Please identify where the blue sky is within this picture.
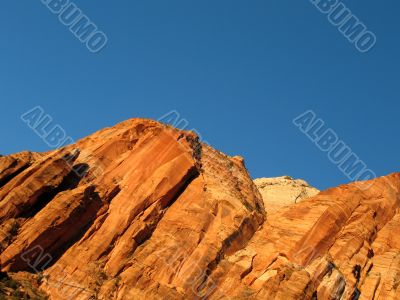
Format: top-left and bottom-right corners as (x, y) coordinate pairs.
(1, 1), (399, 189)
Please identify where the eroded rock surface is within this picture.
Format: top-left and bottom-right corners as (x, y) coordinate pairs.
(254, 176), (319, 214)
(0, 118), (399, 300)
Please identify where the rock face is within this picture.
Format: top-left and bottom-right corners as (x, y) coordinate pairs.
(254, 176), (319, 214)
(0, 118), (399, 300)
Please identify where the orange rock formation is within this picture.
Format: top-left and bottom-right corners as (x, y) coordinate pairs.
(0, 119), (399, 299)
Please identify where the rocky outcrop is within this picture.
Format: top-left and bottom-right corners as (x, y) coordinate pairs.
(0, 118), (399, 300)
(254, 176), (319, 214)
(0, 119), (264, 299)
(0, 151), (42, 188)
(208, 174), (400, 299)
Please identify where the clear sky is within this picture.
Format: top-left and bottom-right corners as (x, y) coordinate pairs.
(1, 1), (399, 190)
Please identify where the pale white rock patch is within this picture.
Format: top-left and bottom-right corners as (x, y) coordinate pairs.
(254, 176), (319, 214)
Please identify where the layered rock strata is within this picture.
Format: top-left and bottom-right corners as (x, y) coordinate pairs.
(0, 119), (398, 300)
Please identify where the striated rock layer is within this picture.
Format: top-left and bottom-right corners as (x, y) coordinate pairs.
(0, 118), (399, 300)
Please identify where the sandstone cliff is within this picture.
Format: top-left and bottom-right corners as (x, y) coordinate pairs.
(254, 176), (319, 214)
(0, 118), (399, 300)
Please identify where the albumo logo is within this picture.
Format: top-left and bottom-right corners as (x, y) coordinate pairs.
(41, 0), (108, 53)
(310, 0), (377, 53)
(293, 110), (377, 189)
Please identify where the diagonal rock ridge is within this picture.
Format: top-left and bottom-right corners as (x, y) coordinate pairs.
(0, 118), (399, 300)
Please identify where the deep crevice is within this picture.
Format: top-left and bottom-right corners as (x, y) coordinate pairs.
(20, 163), (89, 219)
(21, 185), (121, 273)
(352, 264), (361, 282)
(115, 168), (199, 277)
(0, 162), (31, 189)
(134, 167), (199, 248)
(351, 288), (361, 300)
(42, 187), (105, 270)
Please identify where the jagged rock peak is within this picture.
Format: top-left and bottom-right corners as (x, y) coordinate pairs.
(0, 118), (399, 300)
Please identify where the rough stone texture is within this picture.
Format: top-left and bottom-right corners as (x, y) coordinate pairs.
(0, 151), (42, 188)
(0, 118), (399, 300)
(254, 176), (320, 214)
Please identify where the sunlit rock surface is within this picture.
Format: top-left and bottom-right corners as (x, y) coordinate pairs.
(0, 119), (399, 300)
(254, 176), (319, 214)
